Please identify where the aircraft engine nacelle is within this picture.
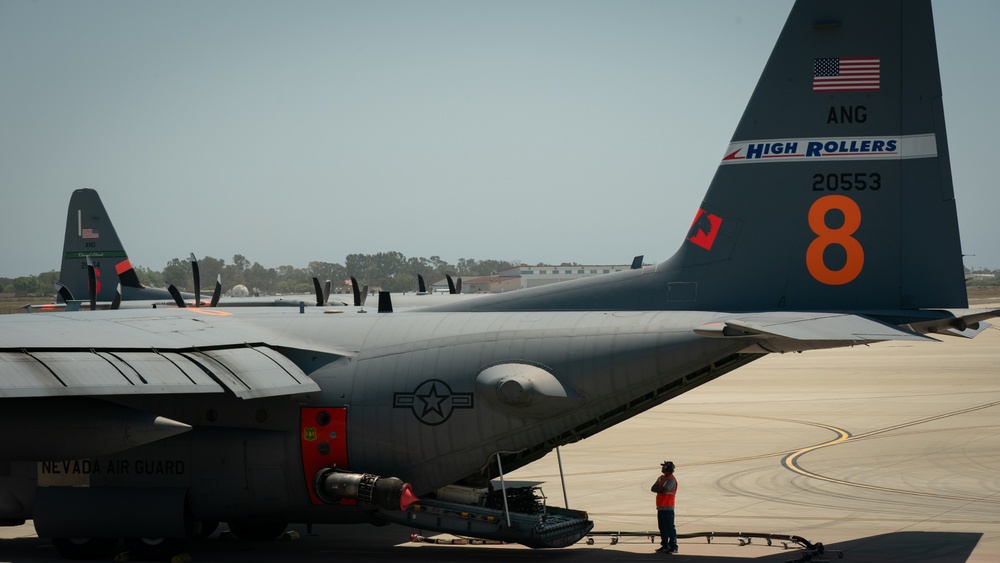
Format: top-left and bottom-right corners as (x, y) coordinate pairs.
(313, 469), (417, 512)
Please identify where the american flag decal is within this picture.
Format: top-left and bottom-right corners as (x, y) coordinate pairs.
(813, 57), (880, 92)
(81, 228), (100, 239)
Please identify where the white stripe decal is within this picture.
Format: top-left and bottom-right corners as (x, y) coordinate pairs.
(719, 134), (937, 164)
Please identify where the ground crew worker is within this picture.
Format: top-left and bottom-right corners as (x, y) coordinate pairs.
(650, 460), (678, 553)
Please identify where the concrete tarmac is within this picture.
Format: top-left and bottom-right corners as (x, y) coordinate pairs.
(1, 312), (998, 562)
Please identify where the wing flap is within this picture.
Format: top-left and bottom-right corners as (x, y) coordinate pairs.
(0, 345), (319, 399)
(99, 351), (220, 388)
(0, 352), (68, 395)
(189, 346), (321, 399)
(0, 350), (223, 398)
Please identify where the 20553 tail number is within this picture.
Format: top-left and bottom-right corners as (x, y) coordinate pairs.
(812, 172), (881, 191)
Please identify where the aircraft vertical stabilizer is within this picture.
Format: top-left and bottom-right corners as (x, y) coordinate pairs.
(425, 0), (969, 314)
(58, 189), (141, 303)
(667, 0), (966, 311)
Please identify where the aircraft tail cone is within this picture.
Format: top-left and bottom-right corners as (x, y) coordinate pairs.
(399, 483), (419, 511)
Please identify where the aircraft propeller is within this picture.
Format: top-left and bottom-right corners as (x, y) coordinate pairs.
(350, 276), (370, 307)
(165, 254), (222, 308)
(312, 277), (325, 306)
(346, 276), (371, 312)
(189, 254), (201, 307)
(110, 283), (122, 310)
(445, 274), (463, 295)
(55, 283), (75, 304)
(166, 284), (186, 308)
(209, 275), (222, 307)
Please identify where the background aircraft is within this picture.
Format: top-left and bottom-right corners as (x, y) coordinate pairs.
(53, 188), (193, 308)
(49, 188), (481, 312)
(47, 188), (334, 311)
(1, 1), (997, 561)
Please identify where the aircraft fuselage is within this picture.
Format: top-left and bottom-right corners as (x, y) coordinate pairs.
(0, 308), (752, 537)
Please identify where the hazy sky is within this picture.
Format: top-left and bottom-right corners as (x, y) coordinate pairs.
(2, 1), (998, 278)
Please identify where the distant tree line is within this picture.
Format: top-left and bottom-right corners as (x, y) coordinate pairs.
(1, 253), (520, 297)
(9, 260), (997, 299)
(965, 267), (1000, 287)
(4, 263), (999, 298)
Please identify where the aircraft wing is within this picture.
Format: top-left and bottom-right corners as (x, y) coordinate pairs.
(695, 312), (935, 353)
(0, 312), (324, 400)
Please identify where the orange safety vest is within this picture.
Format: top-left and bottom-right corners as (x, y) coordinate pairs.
(654, 474), (677, 509)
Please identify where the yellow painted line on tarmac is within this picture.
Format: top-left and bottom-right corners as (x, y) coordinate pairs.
(590, 513), (1000, 525)
(631, 406), (1000, 504)
(518, 402), (1000, 506)
(781, 400), (1000, 504)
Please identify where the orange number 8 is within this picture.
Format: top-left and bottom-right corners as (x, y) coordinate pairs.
(806, 195), (863, 285)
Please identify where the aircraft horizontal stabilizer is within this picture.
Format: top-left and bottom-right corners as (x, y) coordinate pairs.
(905, 309), (1000, 339)
(944, 323), (992, 338)
(695, 312), (934, 353)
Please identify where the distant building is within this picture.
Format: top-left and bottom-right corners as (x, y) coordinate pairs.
(461, 276), (520, 294)
(498, 265), (633, 290)
(430, 264), (637, 294)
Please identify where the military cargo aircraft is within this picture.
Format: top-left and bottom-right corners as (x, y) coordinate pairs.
(49, 187), (197, 309)
(46, 188), (333, 311)
(1, 0), (997, 560)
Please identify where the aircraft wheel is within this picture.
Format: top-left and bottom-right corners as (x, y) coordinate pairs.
(123, 537), (191, 561)
(228, 520), (287, 541)
(50, 537), (119, 560)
